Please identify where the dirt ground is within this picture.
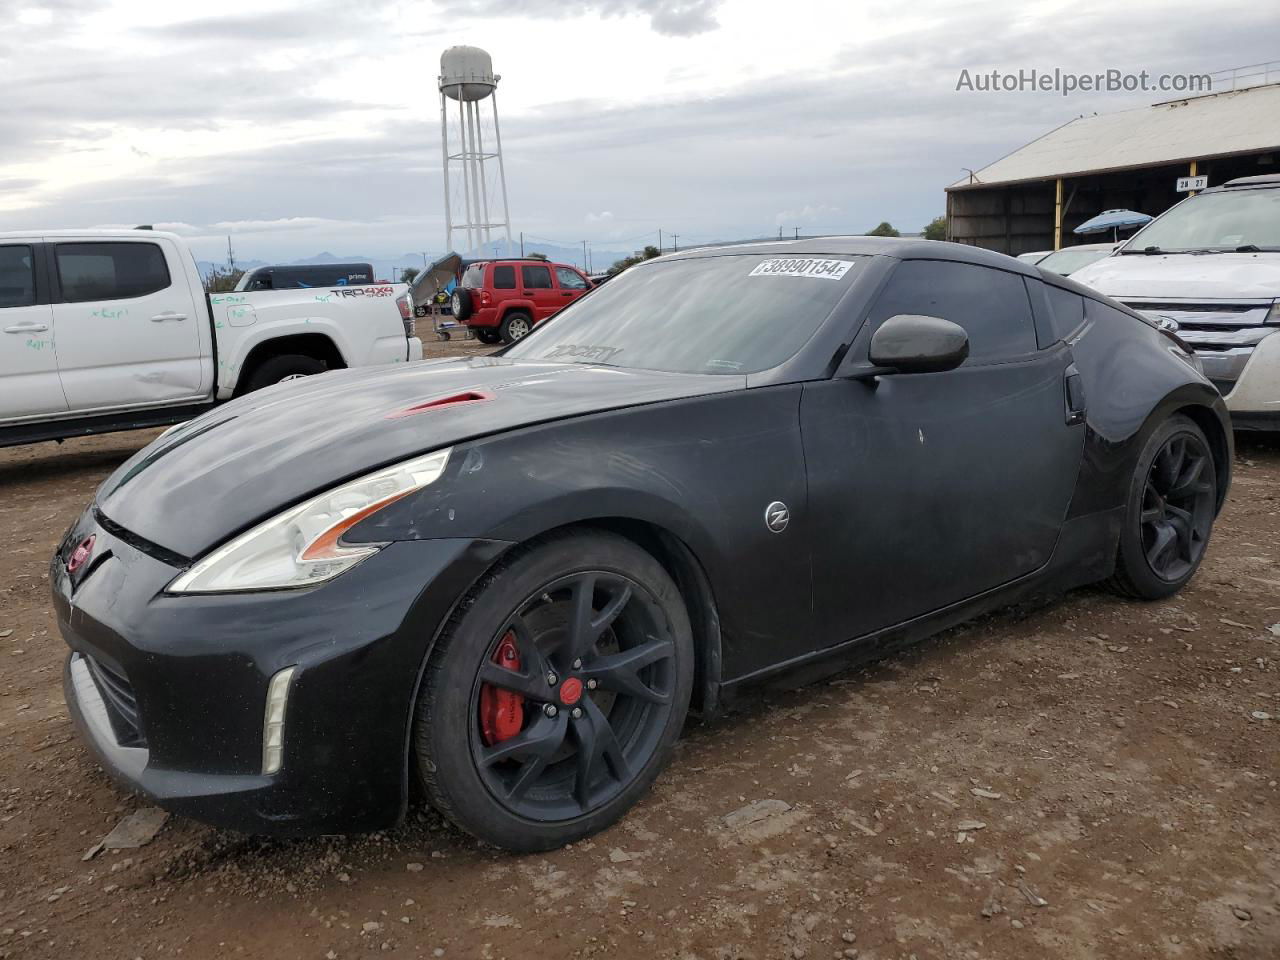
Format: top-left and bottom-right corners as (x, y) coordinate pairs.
(2, 345), (1277, 959)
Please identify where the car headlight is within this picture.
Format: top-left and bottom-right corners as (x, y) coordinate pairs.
(168, 448), (451, 594)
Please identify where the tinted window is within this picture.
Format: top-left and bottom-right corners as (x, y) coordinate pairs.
(555, 267), (588, 290)
(504, 254), (864, 375)
(868, 260), (1037, 362)
(0, 245), (35, 308)
(1043, 284), (1087, 341)
(522, 265), (553, 289)
(493, 265), (517, 289)
(56, 242), (170, 303)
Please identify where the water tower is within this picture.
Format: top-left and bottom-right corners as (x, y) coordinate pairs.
(439, 46), (512, 255)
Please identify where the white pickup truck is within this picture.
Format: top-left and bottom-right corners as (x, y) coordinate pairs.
(1073, 175), (1280, 431)
(0, 229), (422, 446)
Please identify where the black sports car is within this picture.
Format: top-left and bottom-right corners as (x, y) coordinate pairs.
(53, 238), (1231, 852)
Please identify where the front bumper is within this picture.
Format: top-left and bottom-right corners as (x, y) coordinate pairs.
(53, 510), (508, 834)
(1208, 329), (1280, 427)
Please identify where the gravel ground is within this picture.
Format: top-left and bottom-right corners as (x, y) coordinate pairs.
(1, 351), (1277, 959)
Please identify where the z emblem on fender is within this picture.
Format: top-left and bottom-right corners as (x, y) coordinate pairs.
(764, 501), (790, 533)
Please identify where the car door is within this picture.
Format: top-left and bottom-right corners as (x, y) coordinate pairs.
(519, 263), (559, 321)
(50, 237), (205, 412)
(554, 266), (590, 311)
(800, 258), (1085, 648)
(0, 241), (68, 420)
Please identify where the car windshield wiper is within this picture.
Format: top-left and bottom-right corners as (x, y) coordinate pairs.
(1120, 245), (1170, 255)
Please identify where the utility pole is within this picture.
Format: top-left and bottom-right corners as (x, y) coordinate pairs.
(582, 240), (588, 271)
(421, 252), (428, 267)
(226, 235), (235, 273)
(794, 227), (800, 239)
(672, 234), (679, 252)
(519, 231), (524, 257)
(659, 228), (663, 253)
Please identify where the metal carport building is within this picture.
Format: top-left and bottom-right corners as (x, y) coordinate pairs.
(946, 79), (1280, 256)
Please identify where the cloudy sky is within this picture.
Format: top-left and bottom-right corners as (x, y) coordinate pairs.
(0, 0), (1274, 265)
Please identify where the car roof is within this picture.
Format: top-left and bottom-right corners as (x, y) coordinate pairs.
(0, 228), (186, 241)
(659, 236), (1043, 277)
(1206, 174), (1280, 192)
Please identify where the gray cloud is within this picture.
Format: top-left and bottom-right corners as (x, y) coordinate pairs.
(2, 0), (1275, 263)
(435, 0), (724, 36)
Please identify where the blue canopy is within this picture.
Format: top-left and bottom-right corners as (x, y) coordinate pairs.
(1074, 209), (1153, 235)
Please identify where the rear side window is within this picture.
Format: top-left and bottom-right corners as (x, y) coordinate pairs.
(56, 242), (171, 303)
(522, 265), (553, 289)
(0, 245), (35, 308)
(492, 265), (516, 289)
(555, 267), (588, 290)
(1043, 284), (1087, 341)
(867, 260), (1037, 362)
(461, 264), (485, 289)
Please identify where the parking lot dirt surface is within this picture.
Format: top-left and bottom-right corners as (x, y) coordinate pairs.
(2, 348), (1277, 959)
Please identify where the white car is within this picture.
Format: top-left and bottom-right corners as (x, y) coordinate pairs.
(0, 229), (422, 446)
(1072, 175), (1280, 431)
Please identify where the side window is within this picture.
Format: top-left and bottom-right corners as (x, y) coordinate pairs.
(461, 264), (485, 288)
(555, 267), (588, 290)
(521, 264), (553, 289)
(56, 242), (171, 303)
(867, 260), (1037, 362)
(492, 265), (517, 289)
(0, 245), (36, 308)
(1043, 284), (1087, 341)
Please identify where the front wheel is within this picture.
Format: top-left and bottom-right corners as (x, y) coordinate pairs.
(414, 531), (694, 851)
(1109, 414), (1217, 599)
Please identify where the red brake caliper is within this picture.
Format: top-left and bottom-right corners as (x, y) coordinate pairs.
(480, 631), (525, 746)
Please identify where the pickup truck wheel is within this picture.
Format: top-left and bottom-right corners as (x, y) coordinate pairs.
(243, 355), (327, 392)
(500, 311), (533, 344)
(475, 329), (501, 345)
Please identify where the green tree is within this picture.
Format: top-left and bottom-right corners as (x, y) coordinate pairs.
(204, 266), (244, 293)
(400, 266), (420, 284)
(922, 216), (947, 241)
(866, 221), (900, 237)
(526, 252), (549, 261)
(607, 245), (662, 277)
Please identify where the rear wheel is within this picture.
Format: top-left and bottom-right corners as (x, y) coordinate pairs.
(414, 531), (693, 851)
(1109, 414), (1217, 599)
(475, 329), (502, 345)
(242, 354), (326, 392)
(500, 311), (533, 344)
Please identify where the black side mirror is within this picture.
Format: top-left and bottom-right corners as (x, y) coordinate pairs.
(865, 314), (969, 375)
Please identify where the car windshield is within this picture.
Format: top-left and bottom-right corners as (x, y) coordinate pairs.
(1122, 188), (1280, 252)
(503, 253), (865, 375)
(1037, 246), (1113, 275)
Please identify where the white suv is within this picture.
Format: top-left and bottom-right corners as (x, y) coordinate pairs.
(1072, 175), (1280, 431)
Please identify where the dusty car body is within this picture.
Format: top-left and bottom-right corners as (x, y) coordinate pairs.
(54, 238), (1230, 851)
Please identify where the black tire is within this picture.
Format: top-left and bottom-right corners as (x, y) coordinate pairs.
(414, 304), (429, 318)
(242, 354), (326, 392)
(1109, 414), (1217, 600)
(499, 311), (533, 344)
(451, 290), (472, 321)
(475, 329), (501, 345)
(414, 531), (694, 852)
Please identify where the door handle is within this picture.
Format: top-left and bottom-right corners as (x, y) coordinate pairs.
(562, 292), (573, 297)
(4, 322), (49, 333)
(522, 290), (533, 295)
(151, 312), (187, 322)
(1064, 369), (1087, 425)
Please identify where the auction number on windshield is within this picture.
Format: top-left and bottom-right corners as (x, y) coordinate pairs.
(748, 258), (854, 280)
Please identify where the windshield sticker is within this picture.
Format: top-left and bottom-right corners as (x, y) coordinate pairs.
(748, 258), (854, 280)
(543, 343), (624, 364)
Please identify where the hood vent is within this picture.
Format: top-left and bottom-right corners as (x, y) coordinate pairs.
(385, 390), (494, 419)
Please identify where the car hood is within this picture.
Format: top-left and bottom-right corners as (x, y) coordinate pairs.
(1071, 252), (1280, 300)
(98, 358), (743, 557)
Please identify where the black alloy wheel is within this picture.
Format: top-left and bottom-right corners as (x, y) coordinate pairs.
(1110, 415), (1217, 599)
(1138, 431), (1215, 582)
(414, 531), (693, 851)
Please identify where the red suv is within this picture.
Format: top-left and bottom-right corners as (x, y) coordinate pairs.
(450, 259), (593, 344)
